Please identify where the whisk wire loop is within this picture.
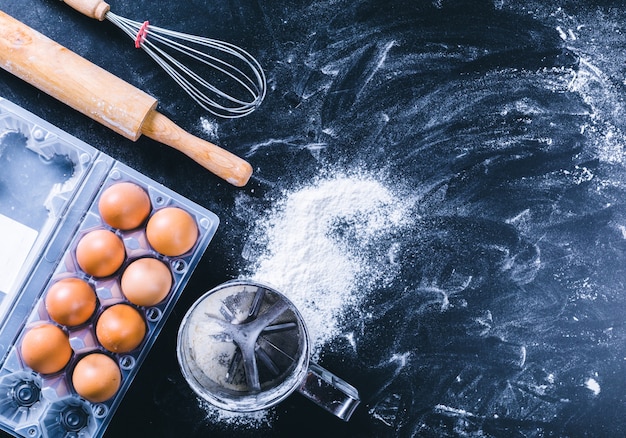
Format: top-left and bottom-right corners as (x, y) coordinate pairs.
(106, 12), (266, 118)
(149, 29), (261, 101)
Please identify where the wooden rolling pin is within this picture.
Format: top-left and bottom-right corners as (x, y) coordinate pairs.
(0, 10), (252, 187)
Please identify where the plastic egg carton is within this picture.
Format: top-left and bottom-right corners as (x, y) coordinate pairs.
(0, 97), (219, 438)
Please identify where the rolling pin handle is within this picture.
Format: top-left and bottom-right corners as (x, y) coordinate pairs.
(141, 110), (253, 187)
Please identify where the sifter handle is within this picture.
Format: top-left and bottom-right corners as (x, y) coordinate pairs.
(60, 0), (110, 21)
(297, 362), (360, 421)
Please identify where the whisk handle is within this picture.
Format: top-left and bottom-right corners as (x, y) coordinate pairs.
(61, 0), (110, 21)
(141, 111), (253, 187)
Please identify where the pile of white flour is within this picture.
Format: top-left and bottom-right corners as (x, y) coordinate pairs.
(245, 172), (408, 356)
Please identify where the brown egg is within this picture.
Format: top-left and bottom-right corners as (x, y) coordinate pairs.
(98, 182), (151, 230)
(96, 304), (146, 353)
(121, 258), (173, 307)
(45, 278), (97, 326)
(21, 324), (72, 374)
(146, 207), (198, 257)
(76, 229), (125, 277)
(72, 353), (121, 403)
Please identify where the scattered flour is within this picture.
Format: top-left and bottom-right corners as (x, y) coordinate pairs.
(200, 117), (219, 138)
(198, 398), (275, 430)
(243, 172), (409, 356)
(585, 377), (601, 396)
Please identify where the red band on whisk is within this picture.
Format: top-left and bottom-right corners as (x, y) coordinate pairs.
(135, 21), (149, 48)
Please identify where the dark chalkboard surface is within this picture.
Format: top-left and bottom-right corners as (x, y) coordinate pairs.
(1, 0), (626, 436)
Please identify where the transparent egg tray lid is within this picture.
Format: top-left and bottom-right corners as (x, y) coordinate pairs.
(0, 97), (219, 438)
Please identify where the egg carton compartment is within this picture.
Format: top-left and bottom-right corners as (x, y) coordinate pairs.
(0, 370), (45, 435)
(0, 97), (219, 438)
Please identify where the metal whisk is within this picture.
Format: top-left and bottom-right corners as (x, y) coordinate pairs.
(62, 0), (267, 118)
